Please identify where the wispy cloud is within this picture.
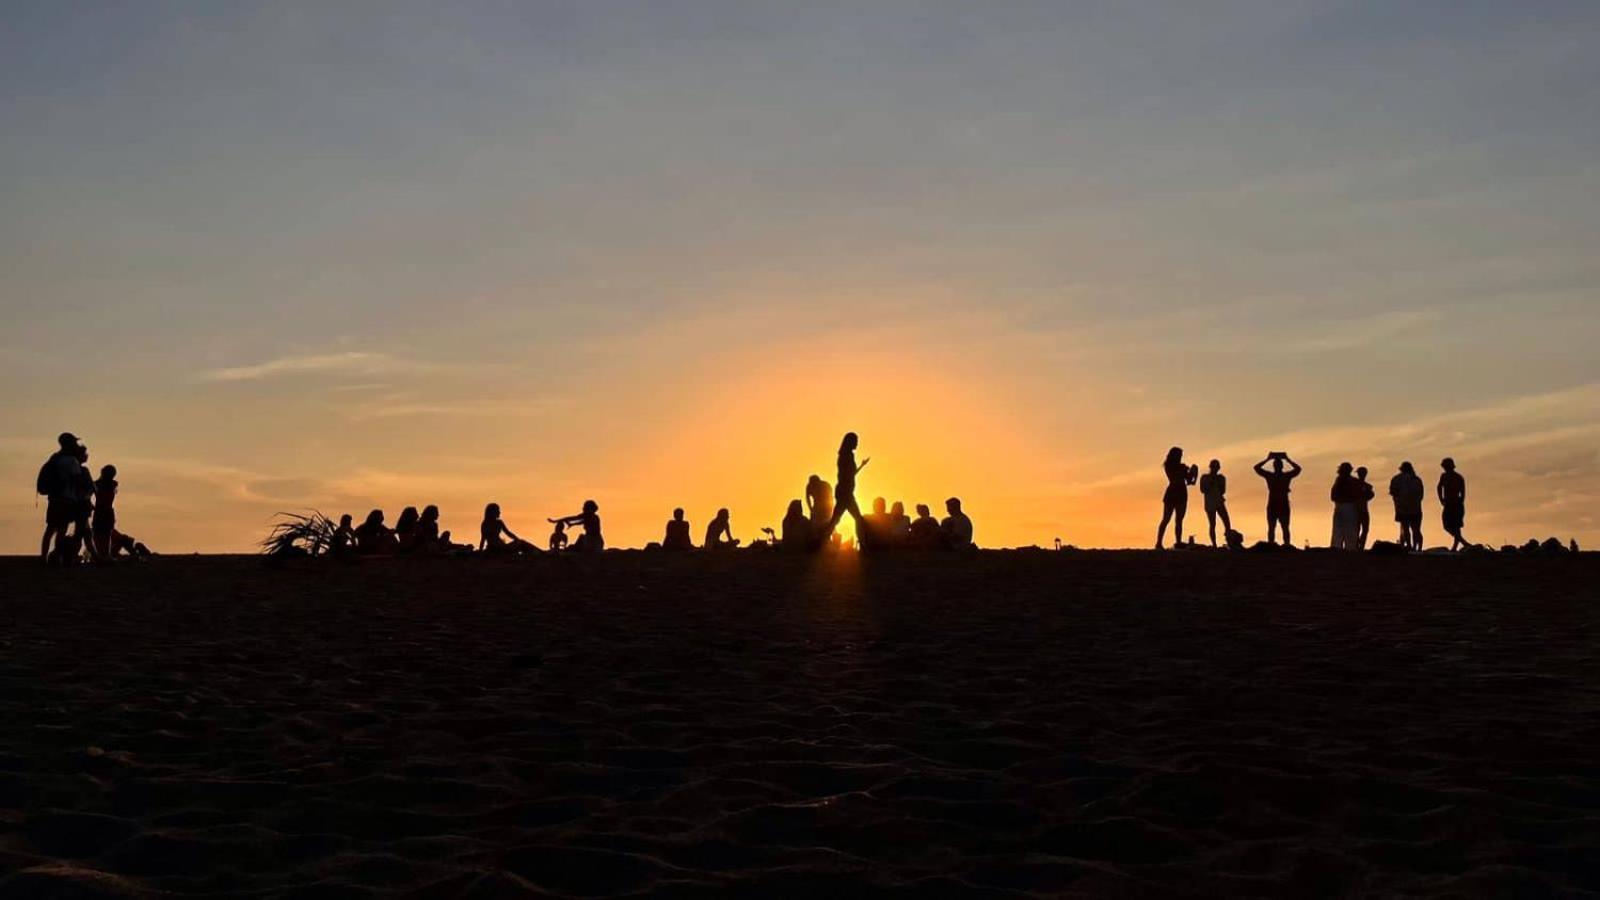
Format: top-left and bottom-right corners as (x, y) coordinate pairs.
(200, 352), (464, 383)
(1282, 309), (1444, 354)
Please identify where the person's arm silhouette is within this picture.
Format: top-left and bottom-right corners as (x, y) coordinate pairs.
(1285, 457), (1303, 479)
(1254, 456), (1271, 477)
(857, 457), (871, 474)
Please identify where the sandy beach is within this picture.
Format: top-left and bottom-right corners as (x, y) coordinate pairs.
(2, 551), (1597, 897)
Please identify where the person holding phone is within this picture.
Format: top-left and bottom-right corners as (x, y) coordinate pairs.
(1156, 446), (1199, 549)
(1254, 451), (1302, 546)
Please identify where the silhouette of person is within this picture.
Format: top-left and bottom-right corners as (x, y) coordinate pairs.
(663, 508), (694, 551)
(330, 514), (356, 556)
(1330, 462), (1362, 550)
(1438, 458), (1469, 551)
(550, 500), (604, 552)
(1156, 447), (1199, 549)
(1254, 452), (1302, 545)
(941, 497), (974, 550)
(781, 500), (811, 550)
(889, 501), (912, 546)
(1389, 461), (1425, 550)
(394, 506), (420, 553)
(1197, 459), (1231, 547)
(806, 475), (834, 530)
(480, 502), (537, 555)
(354, 509), (397, 555)
(1354, 466), (1375, 549)
(91, 464), (118, 561)
(414, 505), (460, 554)
(823, 433), (869, 541)
(38, 432), (85, 562)
(70, 444), (98, 561)
(860, 497), (893, 550)
(910, 503), (941, 547)
(705, 508), (741, 549)
(548, 521), (568, 552)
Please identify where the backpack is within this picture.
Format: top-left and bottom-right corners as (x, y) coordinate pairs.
(36, 455), (61, 497)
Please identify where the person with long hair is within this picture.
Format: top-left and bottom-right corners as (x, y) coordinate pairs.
(705, 508), (741, 549)
(550, 500), (604, 552)
(1156, 446), (1199, 549)
(91, 464), (118, 561)
(480, 502), (537, 555)
(353, 509), (397, 555)
(823, 432), (868, 541)
(394, 506), (420, 553)
(780, 499), (811, 550)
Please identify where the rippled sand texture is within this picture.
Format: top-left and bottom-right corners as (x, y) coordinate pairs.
(2, 551), (1597, 897)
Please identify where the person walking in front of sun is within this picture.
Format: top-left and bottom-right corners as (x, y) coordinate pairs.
(1156, 446), (1198, 549)
(1197, 459), (1231, 547)
(823, 432), (869, 542)
(1254, 451), (1302, 546)
(1438, 458), (1470, 551)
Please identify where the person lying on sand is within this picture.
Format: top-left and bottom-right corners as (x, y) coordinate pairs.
(705, 508), (740, 550)
(480, 503), (538, 555)
(941, 497), (974, 550)
(663, 508), (693, 551)
(550, 500), (604, 552)
(353, 509), (398, 555)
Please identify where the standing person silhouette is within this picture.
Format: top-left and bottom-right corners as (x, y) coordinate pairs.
(1330, 462), (1361, 550)
(37, 432), (85, 562)
(1156, 447), (1198, 549)
(1197, 459), (1231, 547)
(1354, 466), (1375, 549)
(1253, 452), (1302, 546)
(1389, 462), (1425, 550)
(91, 464), (118, 562)
(1438, 458), (1470, 551)
(805, 475), (833, 530)
(823, 432), (868, 541)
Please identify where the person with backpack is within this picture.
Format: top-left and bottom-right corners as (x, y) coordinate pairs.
(37, 432), (85, 562)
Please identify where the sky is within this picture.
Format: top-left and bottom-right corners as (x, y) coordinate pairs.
(2, 1), (1598, 552)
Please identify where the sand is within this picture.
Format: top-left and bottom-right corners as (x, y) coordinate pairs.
(1, 550), (1597, 897)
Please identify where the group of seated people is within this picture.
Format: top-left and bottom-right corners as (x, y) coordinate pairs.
(332, 500), (606, 557)
(333, 505), (470, 557)
(658, 495), (974, 552)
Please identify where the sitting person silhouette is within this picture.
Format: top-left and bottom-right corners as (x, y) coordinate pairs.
(1389, 461), (1425, 550)
(1330, 462), (1362, 550)
(1156, 446), (1199, 549)
(941, 497), (974, 550)
(822, 432), (869, 542)
(353, 509), (397, 555)
(705, 508), (741, 549)
(663, 508), (694, 551)
(548, 521), (568, 552)
(394, 506), (420, 553)
(1254, 452), (1302, 545)
(780, 500), (812, 550)
(329, 514), (356, 556)
(861, 497), (893, 551)
(910, 503), (941, 547)
(1438, 458), (1470, 551)
(806, 475), (834, 530)
(413, 505), (464, 554)
(1197, 459), (1231, 547)
(480, 502), (538, 555)
(889, 501), (912, 546)
(550, 500), (604, 552)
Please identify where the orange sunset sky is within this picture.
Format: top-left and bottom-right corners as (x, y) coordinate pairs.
(3, 3), (1597, 552)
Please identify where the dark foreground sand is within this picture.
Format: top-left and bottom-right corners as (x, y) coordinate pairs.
(1, 551), (1597, 898)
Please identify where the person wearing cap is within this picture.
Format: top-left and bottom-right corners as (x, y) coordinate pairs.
(38, 432), (85, 561)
